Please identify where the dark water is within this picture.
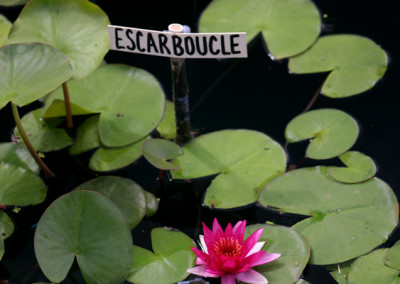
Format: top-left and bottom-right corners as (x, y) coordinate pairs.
(1, 0), (399, 283)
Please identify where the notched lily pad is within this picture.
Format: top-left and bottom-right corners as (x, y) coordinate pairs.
(0, 14), (11, 46)
(258, 167), (398, 265)
(142, 139), (183, 170)
(73, 176), (148, 230)
(385, 239), (400, 270)
(244, 224), (310, 284)
(14, 108), (72, 152)
(127, 227), (195, 284)
(0, 43), (72, 110)
(34, 190), (133, 284)
(285, 109), (359, 160)
(43, 64), (165, 147)
(156, 101), (177, 140)
(327, 151), (376, 183)
(289, 34), (388, 98)
(199, 0), (321, 59)
(7, 0), (110, 79)
(171, 129), (286, 209)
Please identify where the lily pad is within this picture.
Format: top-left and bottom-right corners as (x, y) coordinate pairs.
(127, 227), (195, 284)
(73, 176), (147, 230)
(157, 101), (177, 140)
(327, 151), (376, 183)
(0, 142), (39, 173)
(7, 0), (110, 79)
(142, 139), (183, 170)
(0, 43), (72, 110)
(69, 115), (101, 155)
(329, 261), (353, 284)
(258, 167), (399, 265)
(0, 0), (29, 7)
(0, 211), (14, 240)
(171, 129), (286, 209)
(43, 64), (165, 147)
(0, 14), (11, 46)
(199, 0), (321, 59)
(14, 108), (72, 152)
(347, 249), (400, 284)
(34, 190), (133, 284)
(285, 109), (359, 160)
(144, 190), (159, 217)
(0, 163), (46, 206)
(385, 240), (400, 270)
(244, 224), (310, 284)
(289, 34), (388, 98)
(89, 136), (149, 172)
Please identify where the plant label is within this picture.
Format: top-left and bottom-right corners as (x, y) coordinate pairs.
(108, 25), (247, 58)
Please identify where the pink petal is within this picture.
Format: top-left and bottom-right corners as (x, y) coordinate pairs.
(202, 222), (217, 253)
(225, 223), (233, 237)
(246, 241), (265, 257)
(221, 274), (236, 284)
(187, 265), (220, 278)
(233, 220), (246, 243)
(196, 257), (206, 265)
(213, 218), (224, 239)
(242, 228), (264, 256)
(251, 253), (281, 266)
(236, 269), (269, 284)
(191, 247), (210, 264)
(221, 257), (239, 271)
(239, 251), (266, 272)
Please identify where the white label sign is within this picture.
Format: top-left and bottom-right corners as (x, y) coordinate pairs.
(108, 25), (247, 59)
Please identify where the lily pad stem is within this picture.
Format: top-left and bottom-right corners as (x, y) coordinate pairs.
(11, 102), (54, 177)
(62, 81), (73, 129)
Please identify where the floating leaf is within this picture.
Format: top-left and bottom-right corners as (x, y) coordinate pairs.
(0, 14), (11, 46)
(14, 108), (72, 152)
(7, 0), (110, 79)
(43, 64), (165, 147)
(142, 139), (183, 170)
(244, 224), (310, 284)
(329, 261), (353, 284)
(73, 176), (147, 230)
(34, 190), (133, 284)
(171, 129), (286, 209)
(156, 101), (177, 140)
(347, 249), (400, 284)
(327, 151), (376, 183)
(199, 0), (321, 59)
(285, 109), (358, 159)
(144, 190), (159, 217)
(0, 0), (28, 7)
(89, 136), (149, 172)
(69, 115), (101, 155)
(0, 43), (72, 109)
(0, 211), (14, 240)
(127, 228), (195, 284)
(385, 240), (400, 270)
(289, 35), (388, 98)
(0, 142), (39, 173)
(259, 167), (398, 264)
(0, 163), (46, 206)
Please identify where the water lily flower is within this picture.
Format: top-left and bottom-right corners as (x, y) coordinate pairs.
(187, 218), (280, 284)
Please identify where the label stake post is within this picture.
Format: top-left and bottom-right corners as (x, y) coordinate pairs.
(168, 24), (192, 145)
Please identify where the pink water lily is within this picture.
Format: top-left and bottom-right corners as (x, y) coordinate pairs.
(187, 218), (280, 284)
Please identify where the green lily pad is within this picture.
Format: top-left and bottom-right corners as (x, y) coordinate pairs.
(0, 163), (46, 206)
(347, 249), (400, 284)
(142, 139), (183, 170)
(43, 64), (165, 147)
(0, 142), (39, 173)
(14, 108), (72, 152)
(0, 43), (72, 110)
(0, 14), (11, 46)
(329, 261), (353, 284)
(0, 211), (14, 240)
(171, 129), (286, 209)
(89, 136), (149, 172)
(385, 240), (400, 270)
(289, 34), (388, 98)
(258, 167), (399, 265)
(34, 190), (133, 284)
(144, 190), (159, 217)
(0, 0), (29, 7)
(73, 176), (147, 230)
(327, 151), (376, 183)
(69, 115), (101, 155)
(7, 0), (110, 79)
(295, 280), (311, 284)
(199, 0), (321, 59)
(244, 224), (310, 284)
(285, 109), (359, 160)
(157, 101), (177, 140)
(127, 227), (195, 284)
